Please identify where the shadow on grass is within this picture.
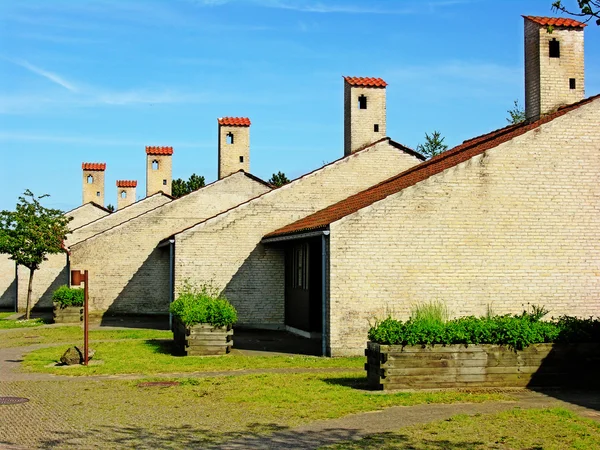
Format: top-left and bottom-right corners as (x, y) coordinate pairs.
(143, 339), (186, 357)
(529, 388), (600, 413)
(322, 376), (374, 391)
(13, 422), (488, 449)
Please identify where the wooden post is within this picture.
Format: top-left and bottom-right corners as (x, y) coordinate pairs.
(70, 269), (89, 366)
(83, 270), (89, 366)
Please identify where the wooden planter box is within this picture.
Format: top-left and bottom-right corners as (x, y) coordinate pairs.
(172, 317), (233, 356)
(52, 303), (83, 324)
(365, 341), (600, 390)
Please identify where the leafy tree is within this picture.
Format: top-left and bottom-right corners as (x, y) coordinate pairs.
(552, 1), (600, 25)
(172, 173), (206, 198)
(416, 131), (448, 159)
(268, 171), (291, 188)
(507, 99), (526, 124)
(106, 204), (115, 212)
(0, 191), (71, 319)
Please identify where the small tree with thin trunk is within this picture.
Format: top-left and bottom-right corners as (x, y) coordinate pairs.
(416, 131), (448, 160)
(0, 190), (71, 318)
(268, 171), (291, 187)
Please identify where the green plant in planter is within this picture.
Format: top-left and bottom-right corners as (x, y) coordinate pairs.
(52, 285), (84, 308)
(170, 282), (237, 328)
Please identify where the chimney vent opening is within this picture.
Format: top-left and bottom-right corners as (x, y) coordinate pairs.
(226, 132), (234, 144)
(358, 95), (367, 110)
(163, 179), (167, 186)
(549, 38), (560, 58)
(152, 160), (159, 170)
(121, 191), (127, 199)
(96, 192), (100, 197)
(87, 175), (94, 184)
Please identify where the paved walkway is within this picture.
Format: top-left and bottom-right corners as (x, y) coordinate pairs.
(2, 328), (600, 449)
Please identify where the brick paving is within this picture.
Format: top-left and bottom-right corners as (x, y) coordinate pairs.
(1, 338), (600, 449)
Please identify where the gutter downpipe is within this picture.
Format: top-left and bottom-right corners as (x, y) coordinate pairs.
(168, 239), (175, 331)
(321, 231), (330, 357)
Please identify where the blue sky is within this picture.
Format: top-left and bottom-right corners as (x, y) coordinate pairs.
(0, 0), (598, 211)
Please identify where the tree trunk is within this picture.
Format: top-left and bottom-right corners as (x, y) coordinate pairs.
(26, 268), (35, 320)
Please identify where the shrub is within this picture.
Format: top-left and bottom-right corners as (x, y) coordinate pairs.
(169, 282), (237, 327)
(52, 285), (84, 307)
(368, 306), (599, 350)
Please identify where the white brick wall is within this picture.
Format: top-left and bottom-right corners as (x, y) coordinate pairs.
(175, 141), (423, 327)
(328, 99), (600, 355)
(69, 173), (271, 314)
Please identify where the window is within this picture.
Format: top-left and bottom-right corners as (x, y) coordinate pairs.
(358, 95), (367, 110)
(163, 179), (167, 185)
(374, 124), (379, 132)
(239, 156), (244, 163)
(152, 160), (159, 170)
(87, 175), (93, 184)
(96, 191), (101, 197)
(121, 191), (127, 199)
(569, 78), (576, 89)
(292, 244), (309, 290)
(226, 132), (234, 144)
(549, 38), (560, 58)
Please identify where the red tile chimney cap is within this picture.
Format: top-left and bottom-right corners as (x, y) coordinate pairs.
(343, 77), (387, 87)
(146, 146), (174, 155)
(523, 16), (587, 28)
(82, 162), (106, 171)
(218, 117), (251, 126)
(116, 180), (137, 188)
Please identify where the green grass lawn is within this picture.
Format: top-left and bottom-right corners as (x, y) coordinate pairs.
(323, 408), (600, 449)
(0, 326), (172, 348)
(0, 313), (46, 329)
(0, 375), (510, 448)
(23, 339), (364, 375)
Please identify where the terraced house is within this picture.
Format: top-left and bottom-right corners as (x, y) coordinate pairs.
(262, 16), (600, 355)
(2, 15), (597, 359)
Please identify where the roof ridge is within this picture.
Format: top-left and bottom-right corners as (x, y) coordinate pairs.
(265, 93), (600, 239)
(170, 137), (421, 238)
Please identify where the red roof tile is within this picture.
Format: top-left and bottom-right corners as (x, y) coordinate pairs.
(218, 117), (251, 126)
(146, 146), (173, 155)
(523, 15), (587, 28)
(82, 162), (106, 171)
(116, 180), (137, 188)
(266, 94), (600, 239)
(344, 77), (387, 87)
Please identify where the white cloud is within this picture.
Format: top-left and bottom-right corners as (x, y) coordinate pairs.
(13, 59), (79, 92)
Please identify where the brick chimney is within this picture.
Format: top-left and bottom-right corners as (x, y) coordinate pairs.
(146, 146), (173, 196)
(343, 77), (387, 156)
(116, 180), (137, 210)
(82, 162), (106, 206)
(523, 16), (585, 121)
(218, 117), (250, 179)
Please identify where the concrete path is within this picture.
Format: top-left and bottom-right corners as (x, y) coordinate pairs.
(210, 392), (600, 449)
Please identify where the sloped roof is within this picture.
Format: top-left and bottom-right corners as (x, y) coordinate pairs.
(265, 94), (600, 239)
(344, 77), (387, 87)
(523, 15), (587, 28)
(70, 170), (269, 247)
